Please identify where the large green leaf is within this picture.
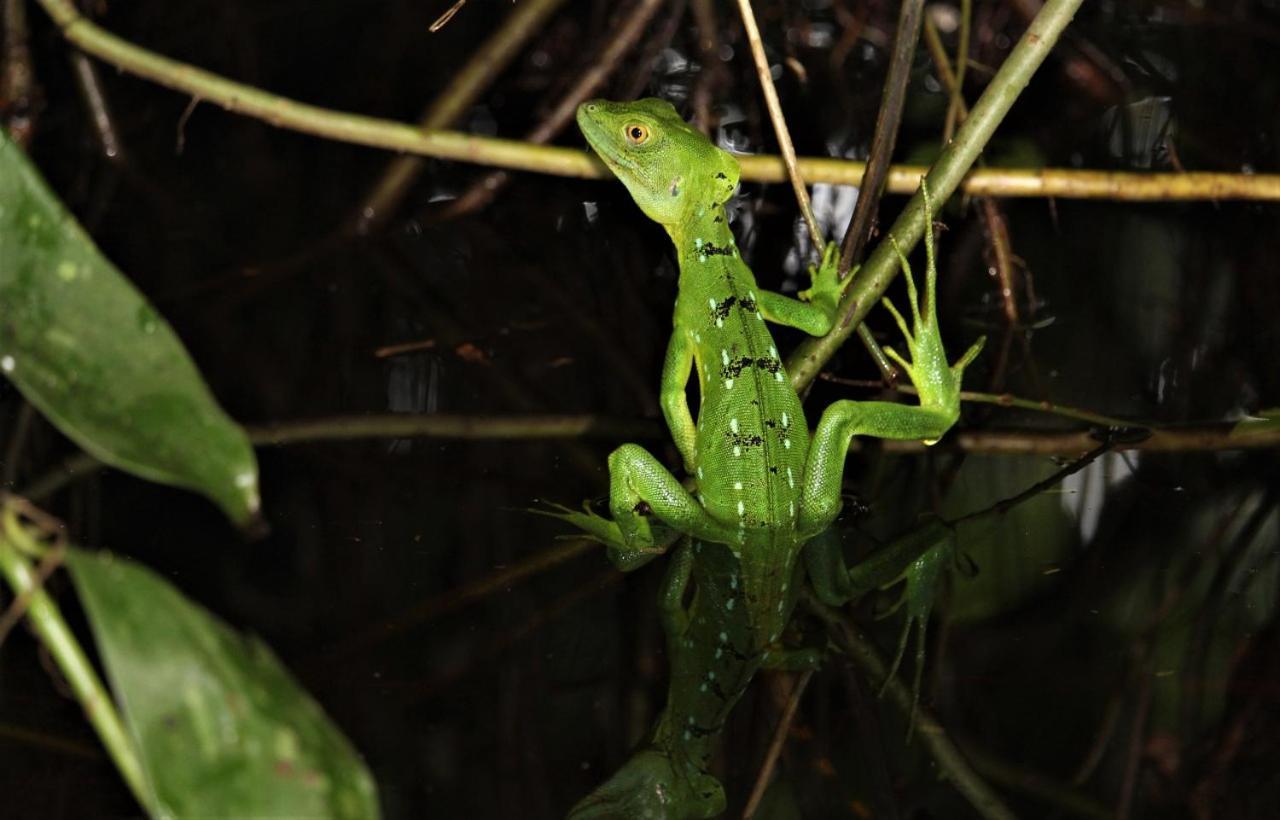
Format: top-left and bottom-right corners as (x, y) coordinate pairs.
(65, 548), (380, 819)
(0, 130), (258, 524)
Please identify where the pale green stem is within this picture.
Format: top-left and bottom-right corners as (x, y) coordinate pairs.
(0, 509), (154, 813)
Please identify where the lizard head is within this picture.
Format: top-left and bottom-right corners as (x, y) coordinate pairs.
(577, 98), (740, 227)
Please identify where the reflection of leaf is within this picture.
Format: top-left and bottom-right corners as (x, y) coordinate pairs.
(0, 130), (258, 525)
(66, 549), (380, 819)
(1231, 408), (1280, 438)
(942, 455), (1078, 623)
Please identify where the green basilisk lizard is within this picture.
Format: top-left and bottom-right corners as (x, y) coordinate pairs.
(547, 98), (983, 819)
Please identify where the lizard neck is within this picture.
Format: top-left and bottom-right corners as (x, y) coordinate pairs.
(667, 203), (739, 275)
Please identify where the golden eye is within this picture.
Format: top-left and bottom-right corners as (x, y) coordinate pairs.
(624, 124), (651, 145)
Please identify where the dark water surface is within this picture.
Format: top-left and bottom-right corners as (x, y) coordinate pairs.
(3, 1), (1279, 817)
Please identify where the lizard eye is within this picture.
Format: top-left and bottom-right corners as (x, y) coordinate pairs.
(624, 124), (651, 145)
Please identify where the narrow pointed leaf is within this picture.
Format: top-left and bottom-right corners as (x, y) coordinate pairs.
(65, 548), (380, 819)
(1231, 408), (1280, 438)
(0, 130), (258, 524)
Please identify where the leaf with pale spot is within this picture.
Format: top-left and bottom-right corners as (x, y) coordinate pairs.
(66, 548), (380, 819)
(0, 129), (258, 524)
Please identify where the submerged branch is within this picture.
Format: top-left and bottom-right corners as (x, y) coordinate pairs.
(803, 592), (1017, 820)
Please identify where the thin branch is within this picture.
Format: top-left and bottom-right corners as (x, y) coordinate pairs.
(250, 413), (664, 446)
(688, 0), (725, 131)
(19, 416), (1278, 505)
(428, 0), (469, 32)
(837, 0), (924, 277)
(24, 0), (1280, 201)
(942, 0), (972, 143)
(1116, 659), (1154, 820)
(439, 0), (666, 218)
(68, 49), (125, 161)
(950, 438), (1113, 527)
(979, 197), (1023, 325)
(834, 0), (925, 383)
(311, 537), (599, 667)
(786, 0), (1088, 392)
(803, 593), (1016, 820)
(733, 0), (823, 250)
(1, 0), (39, 146)
(922, 12), (969, 119)
(2, 402), (34, 487)
(353, 0), (571, 233)
(397, 565), (622, 703)
(960, 739), (1113, 819)
(742, 669), (814, 819)
(819, 374), (1143, 428)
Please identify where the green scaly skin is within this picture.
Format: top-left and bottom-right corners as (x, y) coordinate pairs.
(549, 99), (983, 819)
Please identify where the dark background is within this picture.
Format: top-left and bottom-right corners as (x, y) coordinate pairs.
(2, 1), (1279, 817)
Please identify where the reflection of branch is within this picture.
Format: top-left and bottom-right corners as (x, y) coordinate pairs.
(312, 537), (601, 668)
(19, 414), (664, 502)
(398, 565), (621, 703)
(20, 416), (1277, 505)
(821, 374), (1142, 428)
(742, 669), (814, 820)
(802, 591), (1017, 820)
(951, 438), (1112, 526)
(960, 738), (1113, 819)
(32, 0), (1278, 201)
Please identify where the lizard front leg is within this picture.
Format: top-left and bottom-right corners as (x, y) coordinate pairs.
(796, 399), (960, 536)
(756, 242), (852, 337)
(797, 182), (982, 538)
